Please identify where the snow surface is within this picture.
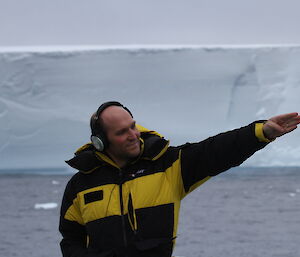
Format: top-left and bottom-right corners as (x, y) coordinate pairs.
(0, 45), (300, 171)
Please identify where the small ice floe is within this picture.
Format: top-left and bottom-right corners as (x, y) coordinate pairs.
(289, 193), (296, 197)
(34, 202), (58, 210)
(52, 180), (60, 185)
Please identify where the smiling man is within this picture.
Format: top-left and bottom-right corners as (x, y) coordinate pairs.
(59, 101), (300, 257)
(95, 105), (141, 167)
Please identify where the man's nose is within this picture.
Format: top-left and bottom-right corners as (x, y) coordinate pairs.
(128, 129), (137, 139)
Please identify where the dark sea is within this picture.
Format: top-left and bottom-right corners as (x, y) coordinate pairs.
(1, 167), (300, 257)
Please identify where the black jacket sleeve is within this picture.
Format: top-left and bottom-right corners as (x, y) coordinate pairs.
(180, 122), (269, 193)
(59, 179), (94, 257)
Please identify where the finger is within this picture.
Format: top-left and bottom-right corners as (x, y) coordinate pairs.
(291, 116), (300, 124)
(270, 112), (299, 123)
(285, 125), (298, 134)
(281, 116), (300, 129)
(288, 119), (300, 127)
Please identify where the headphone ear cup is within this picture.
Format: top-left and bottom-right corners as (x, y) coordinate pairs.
(91, 135), (105, 151)
(91, 128), (109, 151)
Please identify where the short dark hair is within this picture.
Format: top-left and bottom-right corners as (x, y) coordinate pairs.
(90, 112), (107, 135)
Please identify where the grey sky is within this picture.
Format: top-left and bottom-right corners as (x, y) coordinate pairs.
(1, 0), (300, 46)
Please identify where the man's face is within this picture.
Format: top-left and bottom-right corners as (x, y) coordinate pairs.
(101, 106), (141, 164)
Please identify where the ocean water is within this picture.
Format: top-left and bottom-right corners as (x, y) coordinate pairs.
(1, 167), (300, 257)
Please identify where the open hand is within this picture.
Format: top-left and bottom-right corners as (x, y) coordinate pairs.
(263, 112), (300, 140)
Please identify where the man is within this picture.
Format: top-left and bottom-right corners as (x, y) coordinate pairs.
(59, 101), (300, 257)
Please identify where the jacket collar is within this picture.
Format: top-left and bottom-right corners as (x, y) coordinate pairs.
(65, 127), (169, 174)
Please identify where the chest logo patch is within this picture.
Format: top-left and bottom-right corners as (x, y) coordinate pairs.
(136, 169), (146, 175)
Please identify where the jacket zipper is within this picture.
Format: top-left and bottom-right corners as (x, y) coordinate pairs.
(128, 193), (137, 234)
(118, 170), (128, 247)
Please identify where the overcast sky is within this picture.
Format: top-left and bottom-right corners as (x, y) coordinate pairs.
(1, 0), (300, 46)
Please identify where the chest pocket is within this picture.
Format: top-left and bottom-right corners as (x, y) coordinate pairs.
(84, 190), (103, 204)
(79, 185), (121, 223)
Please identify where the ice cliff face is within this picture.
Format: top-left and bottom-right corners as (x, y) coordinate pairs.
(0, 46), (300, 170)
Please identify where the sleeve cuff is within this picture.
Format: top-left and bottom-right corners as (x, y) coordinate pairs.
(255, 122), (274, 143)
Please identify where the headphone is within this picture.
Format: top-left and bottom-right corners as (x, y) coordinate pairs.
(90, 101), (133, 151)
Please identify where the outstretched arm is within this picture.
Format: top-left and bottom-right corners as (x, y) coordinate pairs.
(263, 112), (300, 140)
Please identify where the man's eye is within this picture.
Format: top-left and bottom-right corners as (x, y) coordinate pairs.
(116, 130), (126, 136)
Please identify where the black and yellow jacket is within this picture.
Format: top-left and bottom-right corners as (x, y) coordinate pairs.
(59, 122), (270, 257)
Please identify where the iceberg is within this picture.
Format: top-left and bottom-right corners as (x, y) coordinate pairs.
(1, 45), (300, 171)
